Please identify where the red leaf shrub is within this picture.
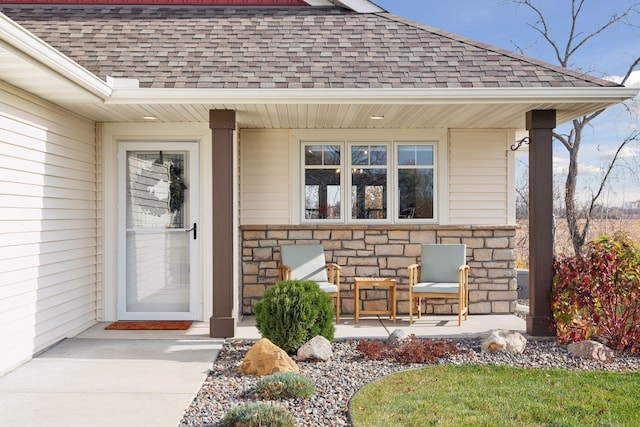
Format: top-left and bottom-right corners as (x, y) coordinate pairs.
(356, 335), (458, 364)
(552, 232), (640, 352)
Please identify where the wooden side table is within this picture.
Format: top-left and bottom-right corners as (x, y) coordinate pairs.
(354, 277), (396, 323)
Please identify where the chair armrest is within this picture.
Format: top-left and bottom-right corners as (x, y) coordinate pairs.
(407, 263), (421, 287)
(326, 263), (341, 287)
(277, 264), (292, 281)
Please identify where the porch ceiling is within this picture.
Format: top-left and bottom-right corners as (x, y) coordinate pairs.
(71, 97), (616, 129)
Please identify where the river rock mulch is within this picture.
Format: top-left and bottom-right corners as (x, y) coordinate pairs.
(179, 338), (640, 427)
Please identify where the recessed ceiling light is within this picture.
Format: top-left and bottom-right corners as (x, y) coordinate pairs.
(142, 116), (158, 121)
(369, 115), (385, 120)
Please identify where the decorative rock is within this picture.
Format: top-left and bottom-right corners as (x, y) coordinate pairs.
(567, 340), (615, 362)
(386, 329), (409, 348)
(297, 336), (333, 362)
(481, 329), (527, 354)
(238, 338), (299, 375)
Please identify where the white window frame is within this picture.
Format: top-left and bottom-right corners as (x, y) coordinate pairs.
(394, 142), (437, 223)
(300, 139), (438, 225)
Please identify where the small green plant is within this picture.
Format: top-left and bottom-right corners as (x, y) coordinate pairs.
(254, 280), (335, 353)
(220, 403), (294, 427)
(552, 232), (640, 352)
(254, 372), (315, 400)
(356, 335), (458, 364)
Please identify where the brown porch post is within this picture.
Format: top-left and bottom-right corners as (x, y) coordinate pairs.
(526, 109), (556, 336)
(209, 110), (236, 338)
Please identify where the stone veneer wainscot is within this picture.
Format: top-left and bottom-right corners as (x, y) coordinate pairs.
(241, 225), (518, 316)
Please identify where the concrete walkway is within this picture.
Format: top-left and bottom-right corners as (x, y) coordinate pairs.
(0, 314), (526, 427)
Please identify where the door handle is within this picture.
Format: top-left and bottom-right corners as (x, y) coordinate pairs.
(186, 223), (197, 240)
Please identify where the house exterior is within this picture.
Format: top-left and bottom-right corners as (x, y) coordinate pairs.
(0, 0), (637, 374)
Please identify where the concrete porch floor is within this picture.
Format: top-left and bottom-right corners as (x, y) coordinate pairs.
(0, 314), (526, 427)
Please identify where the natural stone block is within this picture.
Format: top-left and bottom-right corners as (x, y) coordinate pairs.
(469, 290), (488, 303)
(438, 230), (472, 237)
(365, 234), (388, 244)
(350, 257), (378, 266)
(332, 230), (352, 240)
(491, 301), (512, 313)
(254, 247), (273, 261)
(313, 230), (331, 240)
(243, 284), (266, 297)
(355, 266), (379, 277)
(388, 230), (410, 240)
(473, 249), (493, 261)
(267, 230), (288, 239)
(375, 245), (404, 256)
(493, 249), (515, 261)
(409, 230), (436, 244)
(404, 244), (422, 257)
(344, 240), (366, 250)
(470, 302), (492, 314)
(485, 237), (510, 249)
(244, 231), (266, 240)
(440, 237), (462, 244)
(243, 262), (259, 275)
(386, 257), (412, 269)
(289, 230), (313, 239)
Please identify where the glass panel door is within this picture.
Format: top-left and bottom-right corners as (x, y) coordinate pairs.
(117, 142), (199, 320)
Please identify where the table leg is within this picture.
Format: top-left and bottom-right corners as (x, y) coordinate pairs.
(354, 282), (359, 324)
(391, 284), (396, 323)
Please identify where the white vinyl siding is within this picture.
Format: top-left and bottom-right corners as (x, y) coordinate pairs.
(448, 130), (510, 224)
(0, 82), (97, 375)
(240, 130), (290, 224)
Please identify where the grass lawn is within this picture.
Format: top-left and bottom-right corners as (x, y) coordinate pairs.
(349, 365), (640, 427)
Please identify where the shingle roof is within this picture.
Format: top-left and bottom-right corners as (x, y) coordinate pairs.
(0, 5), (619, 89)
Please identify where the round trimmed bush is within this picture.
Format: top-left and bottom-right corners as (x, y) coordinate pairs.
(254, 280), (335, 353)
(220, 403), (293, 427)
(255, 372), (315, 400)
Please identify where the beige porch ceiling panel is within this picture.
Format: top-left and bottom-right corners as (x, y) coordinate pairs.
(65, 99), (625, 129)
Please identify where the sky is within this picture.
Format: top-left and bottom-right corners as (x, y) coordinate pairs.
(374, 0), (640, 206)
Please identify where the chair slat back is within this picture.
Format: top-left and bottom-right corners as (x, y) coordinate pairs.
(280, 245), (329, 283)
(420, 244), (466, 283)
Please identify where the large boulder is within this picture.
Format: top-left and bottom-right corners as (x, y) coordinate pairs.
(297, 336), (333, 362)
(238, 338), (299, 376)
(567, 340), (615, 362)
(481, 329), (527, 354)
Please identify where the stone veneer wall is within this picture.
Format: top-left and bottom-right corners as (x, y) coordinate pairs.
(240, 225), (518, 316)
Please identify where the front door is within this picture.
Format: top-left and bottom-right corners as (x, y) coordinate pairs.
(117, 142), (200, 320)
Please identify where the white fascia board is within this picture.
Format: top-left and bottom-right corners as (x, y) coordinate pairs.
(106, 87), (639, 105)
(330, 0), (384, 13)
(0, 13), (112, 99)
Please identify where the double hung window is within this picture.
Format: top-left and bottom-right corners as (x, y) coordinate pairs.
(303, 141), (435, 223)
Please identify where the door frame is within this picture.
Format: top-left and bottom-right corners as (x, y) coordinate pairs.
(116, 141), (201, 320)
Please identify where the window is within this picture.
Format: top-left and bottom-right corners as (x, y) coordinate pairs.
(350, 144), (388, 220)
(304, 145), (341, 219)
(302, 141), (435, 223)
(397, 144), (434, 219)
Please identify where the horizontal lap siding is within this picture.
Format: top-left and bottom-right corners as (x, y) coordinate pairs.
(240, 130), (290, 224)
(0, 83), (97, 375)
(449, 130), (509, 224)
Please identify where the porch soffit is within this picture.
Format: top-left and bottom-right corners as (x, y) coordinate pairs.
(0, 6), (638, 129)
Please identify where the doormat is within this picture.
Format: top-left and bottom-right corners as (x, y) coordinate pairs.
(105, 321), (193, 330)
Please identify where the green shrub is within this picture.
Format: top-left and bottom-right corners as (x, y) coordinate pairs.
(254, 372), (315, 399)
(220, 403), (294, 427)
(552, 232), (640, 352)
(254, 280), (335, 353)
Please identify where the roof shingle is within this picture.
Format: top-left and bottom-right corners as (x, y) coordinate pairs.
(1, 5), (619, 89)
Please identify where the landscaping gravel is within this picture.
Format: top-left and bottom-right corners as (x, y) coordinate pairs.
(179, 337), (639, 426)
